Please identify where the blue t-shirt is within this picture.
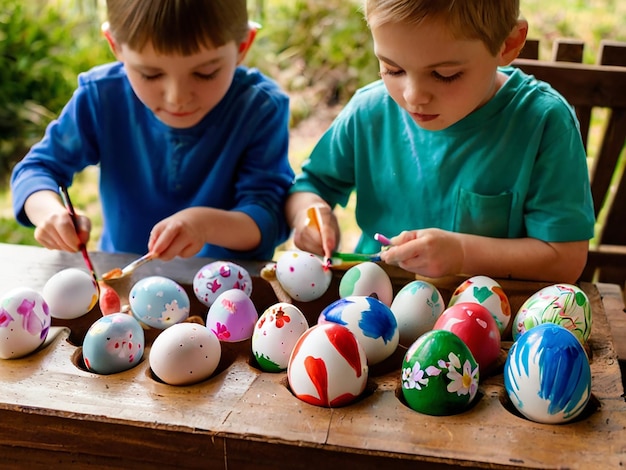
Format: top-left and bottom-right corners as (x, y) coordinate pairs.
(11, 62), (294, 260)
(291, 67), (595, 254)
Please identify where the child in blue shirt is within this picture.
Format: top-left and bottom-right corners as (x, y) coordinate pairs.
(286, 0), (594, 283)
(11, 0), (294, 262)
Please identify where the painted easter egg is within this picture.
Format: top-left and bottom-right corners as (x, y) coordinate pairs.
(390, 280), (445, 347)
(205, 289), (258, 342)
(318, 295), (399, 365)
(82, 312), (144, 375)
(339, 261), (393, 306)
(42, 268), (99, 320)
(448, 276), (511, 334)
(512, 284), (592, 344)
(129, 276), (190, 329)
(402, 329), (479, 416)
(192, 261), (252, 307)
(275, 250), (332, 302)
(0, 287), (50, 359)
(288, 322), (368, 407)
(149, 322), (221, 385)
(504, 322), (591, 424)
(433, 302), (501, 373)
(252, 302), (309, 372)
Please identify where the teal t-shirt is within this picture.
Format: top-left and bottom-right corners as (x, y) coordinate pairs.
(290, 67), (595, 254)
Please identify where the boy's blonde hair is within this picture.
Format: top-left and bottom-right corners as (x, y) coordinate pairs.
(106, 0), (249, 55)
(365, 0), (520, 56)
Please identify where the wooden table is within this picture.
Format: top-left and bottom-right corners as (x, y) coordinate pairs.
(0, 243), (624, 469)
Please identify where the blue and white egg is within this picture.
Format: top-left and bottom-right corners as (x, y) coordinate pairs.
(82, 312), (145, 375)
(318, 295), (399, 365)
(504, 322), (591, 424)
(129, 276), (190, 329)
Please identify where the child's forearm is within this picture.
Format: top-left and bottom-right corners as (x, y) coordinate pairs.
(458, 234), (588, 283)
(23, 190), (66, 227)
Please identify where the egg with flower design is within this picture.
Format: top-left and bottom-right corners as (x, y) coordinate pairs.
(401, 329), (479, 416)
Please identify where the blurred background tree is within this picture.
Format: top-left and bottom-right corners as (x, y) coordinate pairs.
(1, 0), (625, 247)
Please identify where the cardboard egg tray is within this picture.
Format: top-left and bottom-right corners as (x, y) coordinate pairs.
(0, 245), (624, 469)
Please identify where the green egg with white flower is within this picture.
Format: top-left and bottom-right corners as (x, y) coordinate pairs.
(401, 329), (479, 416)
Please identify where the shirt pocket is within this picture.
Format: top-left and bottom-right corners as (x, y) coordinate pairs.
(454, 188), (512, 238)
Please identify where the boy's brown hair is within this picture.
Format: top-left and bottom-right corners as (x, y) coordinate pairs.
(106, 0), (249, 55)
(365, 0), (520, 56)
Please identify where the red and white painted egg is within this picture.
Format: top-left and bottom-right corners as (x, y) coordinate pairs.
(288, 322), (368, 407)
(433, 302), (501, 373)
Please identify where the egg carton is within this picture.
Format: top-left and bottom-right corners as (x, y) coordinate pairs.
(1, 264), (625, 468)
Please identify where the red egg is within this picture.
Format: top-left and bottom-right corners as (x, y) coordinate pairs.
(433, 302), (501, 373)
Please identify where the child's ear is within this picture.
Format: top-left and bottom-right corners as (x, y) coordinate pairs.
(237, 22), (261, 64)
(101, 21), (122, 60)
(499, 19), (528, 65)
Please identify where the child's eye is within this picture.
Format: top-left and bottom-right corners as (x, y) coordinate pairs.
(195, 70), (219, 81)
(379, 67), (404, 77)
(432, 71), (463, 83)
(140, 73), (162, 81)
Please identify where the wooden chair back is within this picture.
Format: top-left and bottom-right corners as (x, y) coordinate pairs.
(513, 39), (626, 286)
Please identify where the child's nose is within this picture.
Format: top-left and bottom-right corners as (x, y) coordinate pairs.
(404, 78), (431, 106)
(164, 80), (190, 106)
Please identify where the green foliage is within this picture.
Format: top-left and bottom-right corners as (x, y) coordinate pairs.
(246, 0), (379, 125)
(0, 0), (110, 188)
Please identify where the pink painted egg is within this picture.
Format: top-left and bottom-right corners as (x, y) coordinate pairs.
(252, 302), (309, 372)
(0, 287), (50, 359)
(192, 261), (252, 307)
(433, 302), (501, 373)
(275, 250), (332, 302)
(448, 276), (511, 334)
(288, 322), (368, 407)
(205, 289), (258, 342)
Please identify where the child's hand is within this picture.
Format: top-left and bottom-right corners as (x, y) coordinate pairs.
(292, 203), (339, 258)
(379, 228), (464, 278)
(34, 210), (91, 253)
(148, 208), (206, 261)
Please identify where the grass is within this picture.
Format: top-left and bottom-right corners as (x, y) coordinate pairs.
(2, 0), (625, 252)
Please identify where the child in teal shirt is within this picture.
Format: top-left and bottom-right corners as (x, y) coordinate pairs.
(286, 0), (594, 283)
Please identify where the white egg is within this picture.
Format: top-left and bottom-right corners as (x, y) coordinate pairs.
(448, 276), (512, 334)
(149, 322), (221, 386)
(275, 250), (332, 302)
(252, 302), (309, 372)
(0, 287), (51, 359)
(390, 280), (445, 347)
(339, 262), (393, 306)
(43, 268), (99, 320)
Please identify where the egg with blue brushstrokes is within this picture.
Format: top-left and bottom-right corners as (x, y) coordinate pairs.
(512, 283), (592, 345)
(504, 322), (591, 424)
(318, 295), (399, 365)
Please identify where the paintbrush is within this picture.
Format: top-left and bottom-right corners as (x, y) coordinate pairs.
(59, 185), (99, 288)
(306, 206), (332, 268)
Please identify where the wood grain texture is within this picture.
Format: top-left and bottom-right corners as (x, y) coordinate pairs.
(0, 244), (624, 469)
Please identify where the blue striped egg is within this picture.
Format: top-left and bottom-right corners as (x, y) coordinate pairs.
(504, 322), (591, 424)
